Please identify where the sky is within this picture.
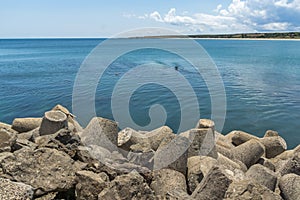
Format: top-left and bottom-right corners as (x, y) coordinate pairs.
(1, 0), (300, 38)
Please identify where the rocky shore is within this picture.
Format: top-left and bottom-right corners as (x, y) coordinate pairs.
(0, 105), (299, 200)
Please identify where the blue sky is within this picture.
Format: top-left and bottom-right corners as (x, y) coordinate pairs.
(1, 0), (299, 38)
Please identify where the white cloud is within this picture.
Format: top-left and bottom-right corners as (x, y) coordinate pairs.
(143, 0), (300, 33)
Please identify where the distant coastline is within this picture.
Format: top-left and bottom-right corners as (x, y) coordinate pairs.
(136, 32), (300, 40)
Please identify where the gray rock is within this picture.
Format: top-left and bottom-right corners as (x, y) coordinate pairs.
(151, 168), (187, 197)
(226, 130), (259, 146)
(0, 128), (17, 152)
(98, 171), (155, 200)
(232, 139), (265, 168)
(154, 135), (189, 174)
(187, 156), (217, 194)
(75, 170), (109, 200)
(225, 180), (282, 200)
(80, 117), (118, 152)
(191, 166), (232, 200)
(17, 128), (40, 142)
(1, 147), (81, 196)
(0, 178), (34, 200)
(246, 164), (277, 191)
(12, 117), (42, 133)
(259, 136), (287, 159)
(39, 111), (68, 135)
(279, 173), (300, 200)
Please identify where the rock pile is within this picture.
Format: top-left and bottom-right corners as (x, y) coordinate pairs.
(0, 105), (299, 199)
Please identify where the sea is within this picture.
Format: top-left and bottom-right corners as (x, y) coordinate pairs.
(0, 38), (299, 148)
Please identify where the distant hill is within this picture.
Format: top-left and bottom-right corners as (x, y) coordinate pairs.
(139, 32), (300, 39)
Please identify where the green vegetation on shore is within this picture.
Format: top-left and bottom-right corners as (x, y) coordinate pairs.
(140, 32), (300, 39)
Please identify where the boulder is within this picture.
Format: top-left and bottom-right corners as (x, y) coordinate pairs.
(279, 173), (300, 200)
(154, 135), (189, 174)
(1, 147), (82, 196)
(187, 156), (217, 194)
(39, 111), (68, 135)
(75, 170), (109, 200)
(17, 128), (40, 142)
(12, 117), (42, 133)
(0, 128), (17, 152)
(232, 139), (265, 168)
(246, 164), (277, 191)
(225, 180), (282, 200)
(80, 117), (118, 152)
(191, 166), (232, 200)
(98, 171), (155, 200)
(259, 136), (287, 159)
(151, 168), (187, 197)
(226, 130), (259, 146)
(0, 178), (34, 200)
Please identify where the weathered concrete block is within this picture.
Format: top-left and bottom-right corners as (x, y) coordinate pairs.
(146, 126), (174, 151)
(80, 117), (118, 152)
(259, 136), (287, 159)
(257, 157), (276, 171)
(196, 119), (215, 131)
(279, 173), (300, 200)
(191, 166), (232, 200)
(183, 128), (217, 159)
(279, 152), (300, 176)
(232, 139), (265, 168)
(151, 168), (187, 197)
(226, 130), (259, 146)
(187, 156), (217, 194)
(39, 111), (68, 135)
(246, 164), (277, 191)
(12, 117), (42, 133)
(117, 127), (151, 154)
(264, 130), (279, 137)
(154, 135), (189, 174)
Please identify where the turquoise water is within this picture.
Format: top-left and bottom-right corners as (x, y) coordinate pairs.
(0, 39), (299, 148)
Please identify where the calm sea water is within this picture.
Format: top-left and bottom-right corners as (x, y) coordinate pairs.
(0, 39), (299, 148)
